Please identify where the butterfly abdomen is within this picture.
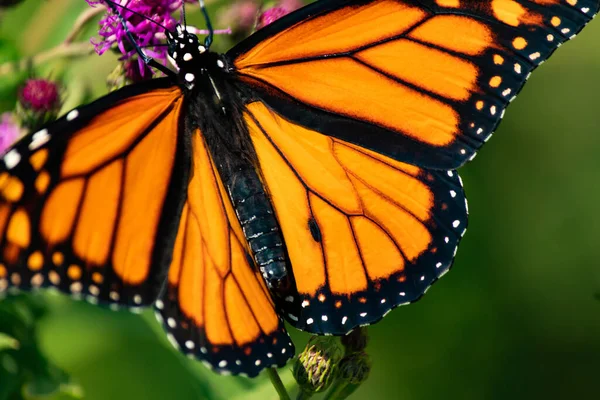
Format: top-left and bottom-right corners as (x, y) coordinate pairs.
(227, 167), (292, 292)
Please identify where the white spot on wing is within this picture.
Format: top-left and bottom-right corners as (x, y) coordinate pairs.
(29, 129), (49, 150)
(4, 150), (20, 169)
(66, 110), (79, 121)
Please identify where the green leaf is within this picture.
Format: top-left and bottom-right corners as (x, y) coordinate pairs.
(0, 333), (19, 351)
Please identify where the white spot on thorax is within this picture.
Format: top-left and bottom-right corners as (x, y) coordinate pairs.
(183, 53), (192, 61)
(185, 73), (195, 82)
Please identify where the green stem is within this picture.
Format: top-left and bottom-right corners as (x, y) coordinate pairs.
(0, 42), (93, 76)
(295, 389), (314, 400)
(0, 5), (103, 77)
(267, 368), (292, 400)
(323, 378), (350, 400)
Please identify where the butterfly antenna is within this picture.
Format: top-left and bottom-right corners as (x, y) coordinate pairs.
(198, 0), (214, 48)
(181, 0), (187, 29)
(103, 0), (176, 77)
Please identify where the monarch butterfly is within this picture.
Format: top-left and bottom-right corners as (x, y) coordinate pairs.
(0, 0), (597, 378)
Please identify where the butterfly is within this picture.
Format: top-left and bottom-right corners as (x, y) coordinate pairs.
(0, 0), (597, 377)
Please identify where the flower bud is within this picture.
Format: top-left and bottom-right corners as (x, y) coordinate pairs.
(340, 327), (368, 353)
(293, 336), (343, 397)
(17, 78), (61, 130)
(338, 351), (371, 385)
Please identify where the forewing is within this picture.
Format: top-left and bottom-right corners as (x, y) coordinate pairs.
(229, 0), (599, 169)
(0, 79), (188, 308)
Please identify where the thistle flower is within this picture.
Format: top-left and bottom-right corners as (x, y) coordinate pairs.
(0, 113), (23, 154)
(17, 78), (61, 130)
(88, 0), (183, 77)
(293, 336), (343, 397)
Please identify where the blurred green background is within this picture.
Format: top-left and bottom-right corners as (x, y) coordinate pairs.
(0, 0), (599, 399)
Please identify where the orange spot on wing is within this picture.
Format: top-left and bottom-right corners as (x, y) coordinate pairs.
(2, 177), (23, 202)
(410, 15), (492, 56)
(29, 149), (48, 171)
(27, 251), (43, 271)
(436, 0), (460, 6)
(551, 16), (561, 26)
(512, 37), (527, 50)
(492, 0), (526, 26)
(67, 265), (82, 280)
(35, 171), (50, 194)
(0, 264), (6, 278)
(494, 54), (505, 65)
(73, 160), (122, 266)
(92, 272), (103, 284)
(7, 208), (30, 248)
(40, 179), (85, 244)
(489, 76), (502, 88)
(52, 252), (64, 266)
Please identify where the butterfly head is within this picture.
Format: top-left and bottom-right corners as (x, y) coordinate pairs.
(165, 25), (209, 79)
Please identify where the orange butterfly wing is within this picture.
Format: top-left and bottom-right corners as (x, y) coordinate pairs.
(229, 0), (598, 169)
(244, 102), (467, 333)
(156, 131), (293, 376)
(0, 80), (187, 308)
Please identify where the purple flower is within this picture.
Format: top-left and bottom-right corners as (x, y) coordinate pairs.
(17, 78), (62, 130)
(88, 0), (183, 78)
(256, 0), (302, 30)
(256, 6), (288, 29)
(19, 79), (60, 112)
(0, 113), (22, 154)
